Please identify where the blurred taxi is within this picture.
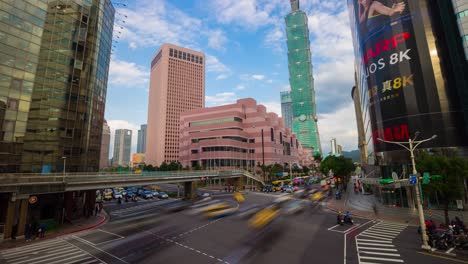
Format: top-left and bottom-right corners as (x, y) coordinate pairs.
(311, 191), (325, 201)
(234, 192), (245, 203)
(248, 205), (280, 229)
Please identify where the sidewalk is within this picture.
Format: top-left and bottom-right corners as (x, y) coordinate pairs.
(0, 211), (108, 250)
(327, 183), (468, 226)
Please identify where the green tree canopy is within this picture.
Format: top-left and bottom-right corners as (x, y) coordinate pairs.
(417, 153), (468, 224)
(319, 156), (355, 178)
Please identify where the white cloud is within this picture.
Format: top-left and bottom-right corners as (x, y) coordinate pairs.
(235, 84), (246, 91)
(129, 42), (137, 50)
(207, 0), (272, 29)
(252, 74), (265, 80)
(206, 29), (228, 50)
(260, 101), (282, 117)
(107, 120), (140, 158)
(266, 79), (273, 84)
(205, 92), (238, 106)
(115, 0), (202, 48)
(109, 57), (148, 87)
(279, 84), (290, 91)
(318, 103), (358, 153)
(206, 54), (232, 78)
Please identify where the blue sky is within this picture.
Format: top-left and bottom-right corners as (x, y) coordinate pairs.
(106, 0), (358, 156)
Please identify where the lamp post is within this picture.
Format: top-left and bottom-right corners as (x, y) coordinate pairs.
(61, 156), (67, 176)
(377, 132), (437, 250)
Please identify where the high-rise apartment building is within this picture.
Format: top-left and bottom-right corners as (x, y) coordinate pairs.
(99, 120), (111, 169)
(137, 124), (147, 153)
(285, 0), (321, 155)
(0, 0), (114, 173)
(330, 138), (337, 156)
(146, 44), (205, 166)
(113, 129), (132, 166)
(452, 0), (468, 60)
(280, 91), (293, 129)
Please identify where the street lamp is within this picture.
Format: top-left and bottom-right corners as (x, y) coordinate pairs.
(377, 133), (437, 250)
(61, 156), (67, 176)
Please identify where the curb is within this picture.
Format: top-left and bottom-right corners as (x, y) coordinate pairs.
(62, 213), (107, 235)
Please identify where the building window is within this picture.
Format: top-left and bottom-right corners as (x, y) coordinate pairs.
(270, 128), (274, 142)
(280, 132), (283, 144)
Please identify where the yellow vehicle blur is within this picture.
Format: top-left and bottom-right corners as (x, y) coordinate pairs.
(248, 206), (279, 229)
(204, 206), (238, 218)
(103, 190), (113, 200)
(234, 192), (245, 203)
(311, 191), (325, 201)
(203, 203), (229, 214)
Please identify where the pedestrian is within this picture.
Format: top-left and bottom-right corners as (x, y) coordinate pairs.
(87, 206), (93, 218)
(25, 223), (32, 241)
(39, 223), (46, 238)
(99, 202), (103, 212)
(95, 204), (99, 216)
(31, 221), (38, 240)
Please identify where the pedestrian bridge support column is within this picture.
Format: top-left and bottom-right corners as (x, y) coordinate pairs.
(184, 181), (197, 199)
(2, 194), (28, 240)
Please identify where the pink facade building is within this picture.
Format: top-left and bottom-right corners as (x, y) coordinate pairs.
(180, 98), (302, 170)
(146, 44), (205, 166)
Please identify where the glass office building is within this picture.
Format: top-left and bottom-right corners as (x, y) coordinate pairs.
(285, 0), (321, 154)
(280, 91), (293, 129)
(0, 0), (114, 173)
(348, 0), (468, 165)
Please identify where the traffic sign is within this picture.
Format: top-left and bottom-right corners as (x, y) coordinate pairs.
(409, 174), (417, 185)
(423, 172), (430, 184)
(379, 179), (394, 184)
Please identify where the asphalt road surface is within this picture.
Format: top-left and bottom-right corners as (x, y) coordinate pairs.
(0, 191), (463, 264)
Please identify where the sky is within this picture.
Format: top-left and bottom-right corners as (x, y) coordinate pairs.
(106, 0), (358, 157)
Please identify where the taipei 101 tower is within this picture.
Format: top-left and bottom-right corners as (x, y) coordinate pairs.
(285, 0), (321, 154)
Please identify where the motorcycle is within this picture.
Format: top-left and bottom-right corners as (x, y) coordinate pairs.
(344, 215), (354, 224)
(337, 214), (344, 226)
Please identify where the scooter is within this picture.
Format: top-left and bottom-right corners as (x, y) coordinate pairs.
(344, 215), (354, 225)
(337, 215), (344, 226)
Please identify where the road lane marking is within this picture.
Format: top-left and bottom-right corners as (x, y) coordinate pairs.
(357, 247), (398, 252)
(359, 251), (401, 257)
(356, 242), (395, 247)
(358, 234), (392, 240)
(359, 256), (404, 262)
(356, 239), (392, 243)
(96, 229), (124, 238)
(361, 231), (396, 238)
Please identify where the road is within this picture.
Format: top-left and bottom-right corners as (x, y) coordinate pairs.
(0, 190), (462, 264)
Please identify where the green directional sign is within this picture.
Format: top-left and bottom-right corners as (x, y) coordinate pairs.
(423, 172), (430, 184)
(431, 175), (442, 180)
(379, 179), (394, 185)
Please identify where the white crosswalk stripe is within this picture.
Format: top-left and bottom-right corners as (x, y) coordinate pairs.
(356, 221), (407, 264)
(109, 200), (173, 217)
(0, 238), (104, 264)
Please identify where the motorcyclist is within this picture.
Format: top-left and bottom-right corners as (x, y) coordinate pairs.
(337, 211), (344, 225)
(344, 211), (353, 224)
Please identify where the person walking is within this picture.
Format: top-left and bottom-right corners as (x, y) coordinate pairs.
(95, 204), (99, 216)
(99, 202), (103, 213)
(25, 223), (32, 241)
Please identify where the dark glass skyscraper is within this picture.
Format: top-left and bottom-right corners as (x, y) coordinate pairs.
(137, 124), (147, 153)
(285, 0), (321, 154)
(280, 91), (293, 129)
(0, 0), (115, 173)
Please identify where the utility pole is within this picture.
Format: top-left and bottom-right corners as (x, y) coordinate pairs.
(377, 132), (437, 250)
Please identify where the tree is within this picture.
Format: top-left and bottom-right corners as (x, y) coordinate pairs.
(313, 153), (323, 162)
(417, 153), (468, 225)
(270, 164), (283, 177)
(319, 156), (355, 183)
(303, 166), (310, 175)
(159, 162), (169, 171)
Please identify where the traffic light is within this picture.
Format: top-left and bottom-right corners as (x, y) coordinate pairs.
(379, 179), (394, 185)
(423, 172), (430, 184)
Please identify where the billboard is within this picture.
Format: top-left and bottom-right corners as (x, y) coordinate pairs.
(349, 0), (467, 152)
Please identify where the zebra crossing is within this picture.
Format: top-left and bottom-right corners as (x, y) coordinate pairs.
(356, 221), (408, 263)
(0, 238), (104, 264)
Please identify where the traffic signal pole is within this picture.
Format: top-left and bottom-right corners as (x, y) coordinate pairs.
(377, 133), (437, 250)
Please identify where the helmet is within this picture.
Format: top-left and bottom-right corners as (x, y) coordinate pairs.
(449, 225), (454, 229)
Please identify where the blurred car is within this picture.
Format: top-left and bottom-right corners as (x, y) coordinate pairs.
(237, 204), (261, 219)
(293, 189), (308, 199)
(158, 192), (169, 199)
(292, 186), (300, 192)
(104, 192), (113, 200)
(163, 201), (191, 212)
(262, 184), (273, 192)
(248, 205), (280, 229)
(234, 192), (245, 203)
(284, 201), (305, 215)
(113, 191), (123, 199)
(202, 192), (210, 197)
(204, 204), (238, 219)
(142, 191), (154, 199)
(311, 191), (325, 201)
(126, 191), (135, 198)
(152, 190), (160, 197)
(282, 186), (293, 193)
